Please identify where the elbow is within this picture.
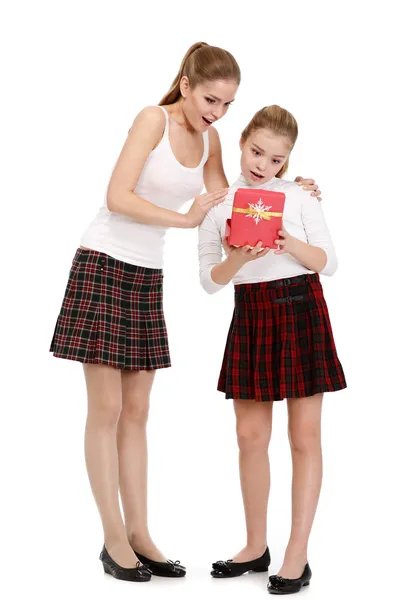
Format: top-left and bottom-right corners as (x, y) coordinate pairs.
(319, 250), (338, 277)
(325, 260), (339, 277)
(106, 190), (117, 212)
(106, 183), (127, 213)
(199, 267), (225, 295)
(200, 275), (220, 295)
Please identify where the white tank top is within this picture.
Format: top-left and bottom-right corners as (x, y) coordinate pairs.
(80, 106), (209, 269)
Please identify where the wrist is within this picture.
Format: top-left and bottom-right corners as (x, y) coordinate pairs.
(180, 213), (195, 229)
(227, 251), (247, 268)
(286, 235), (299, 256)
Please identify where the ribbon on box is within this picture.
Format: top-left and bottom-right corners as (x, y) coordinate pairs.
(232, 206), (283, 223)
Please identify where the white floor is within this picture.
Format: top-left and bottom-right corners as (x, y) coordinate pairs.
(3, 382), (399, 600)
(5, 532), (398, 600)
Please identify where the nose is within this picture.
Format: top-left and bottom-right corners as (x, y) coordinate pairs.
(212, 105), (225, 120)
(258, 157), (268, 172)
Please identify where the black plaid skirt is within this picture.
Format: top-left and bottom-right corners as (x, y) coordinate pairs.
(50, 248), (171, 370)
(217, 273), (346, 402)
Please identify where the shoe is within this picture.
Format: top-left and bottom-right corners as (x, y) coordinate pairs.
(100, 545), (152, 582)
(133, 550), (186, 578)
(267, 563), (312, 594)
(211, 547), (270, 578)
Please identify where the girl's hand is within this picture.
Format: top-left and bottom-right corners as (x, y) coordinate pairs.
(274, 228), (296, 255)
(295, 176), (322, 202)
(185, 189), (228, 228)
(223, 238), (270, 263)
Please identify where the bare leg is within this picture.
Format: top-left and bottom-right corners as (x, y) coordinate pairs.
(231, 399), (273, 562)
(118, 369), (166, 562)
(83, 363), (139, 567)
(277, 393), (323, 578)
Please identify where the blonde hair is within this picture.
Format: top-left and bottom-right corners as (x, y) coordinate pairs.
(159, 42), (241, 106)
(241, 105), (298, 178)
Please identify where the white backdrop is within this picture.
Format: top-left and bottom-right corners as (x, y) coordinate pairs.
(1, 1), (399, 598)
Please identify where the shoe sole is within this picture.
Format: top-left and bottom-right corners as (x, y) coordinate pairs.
(148, 571), (186, 578)
(268, 581), (310, 594)
(103, 563), (151, 582)
(211, 566), (269, 578)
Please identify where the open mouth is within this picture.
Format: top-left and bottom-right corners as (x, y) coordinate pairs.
(202, 117), (214, 126)
(250, 170), (264, 180)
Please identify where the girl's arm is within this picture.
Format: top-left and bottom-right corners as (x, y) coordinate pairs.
(211, 240), (269, 287)
(198, 211), (269, 294)
(198, 211), (227, 294)
(275, 188), (338, 275)
(203, 127), (230, 191)
(106, 108), (226, 228)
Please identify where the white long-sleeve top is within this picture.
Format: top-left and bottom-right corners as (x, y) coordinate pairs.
(198, 174), (338, 294)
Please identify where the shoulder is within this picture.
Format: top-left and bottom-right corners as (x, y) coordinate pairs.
(271, 179), (314, 203)
(270, 178), (300, 193)
(207, 125), (222, 156)
(128, 106), (166, 135)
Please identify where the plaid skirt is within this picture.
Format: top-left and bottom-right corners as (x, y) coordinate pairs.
(217, 273), (346, 402)
(50, 248), (171, 370)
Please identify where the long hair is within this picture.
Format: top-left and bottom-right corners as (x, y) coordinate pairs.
(241, 105), (298, 178)
(159, 42), (241, 105)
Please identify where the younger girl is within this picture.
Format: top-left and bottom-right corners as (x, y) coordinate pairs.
(198, 105), (346, 594)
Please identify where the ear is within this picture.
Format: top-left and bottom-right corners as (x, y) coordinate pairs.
(180, 76), (190, 98)
(239, 136), (244, 150)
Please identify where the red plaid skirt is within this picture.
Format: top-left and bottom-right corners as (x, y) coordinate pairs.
(50, 248), (171, 370)
(217, 273), (346, 402)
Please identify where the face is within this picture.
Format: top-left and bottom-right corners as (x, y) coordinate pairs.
(240, 128), (293, 185)
(180, 78), (238, 132)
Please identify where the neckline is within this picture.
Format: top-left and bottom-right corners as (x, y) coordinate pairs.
(159, 106), (207, 171)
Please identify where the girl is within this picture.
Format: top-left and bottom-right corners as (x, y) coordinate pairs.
(50, 40), (320, 582)
(198, 105), (346, 594)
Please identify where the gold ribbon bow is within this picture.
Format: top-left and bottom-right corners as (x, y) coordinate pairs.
(232, 207), (283, 221)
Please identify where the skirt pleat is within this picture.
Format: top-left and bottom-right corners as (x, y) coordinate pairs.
(50, 248), (171, 370)
(217, 273), (346, 402)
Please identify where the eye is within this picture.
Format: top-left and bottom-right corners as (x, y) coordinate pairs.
(206, 97), (215, 103)
(272, 159), (281, 164)
(252, 149), (261, 156)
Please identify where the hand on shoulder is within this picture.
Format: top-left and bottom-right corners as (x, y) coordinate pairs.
(294, 176), (322, 201)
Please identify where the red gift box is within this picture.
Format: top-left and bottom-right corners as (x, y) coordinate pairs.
(225, 188), (285, 249)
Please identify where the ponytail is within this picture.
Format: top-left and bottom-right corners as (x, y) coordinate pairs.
(159, 42), (241, 106)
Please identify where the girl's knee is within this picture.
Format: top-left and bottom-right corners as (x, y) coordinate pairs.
(236, 421), (271, 451)
(288, 426), (321, 453)
(120, 395), (150, 426)
(88, 395), (122, 428)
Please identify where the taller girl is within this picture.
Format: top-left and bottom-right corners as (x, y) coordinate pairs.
(50, 42), (240, 582)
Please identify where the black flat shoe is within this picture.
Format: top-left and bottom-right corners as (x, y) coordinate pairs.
(267, 563), (312, 594)
(100, 545), (152, 582)
(211, 547), (270, 578)
(133, 550), (186, 578)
